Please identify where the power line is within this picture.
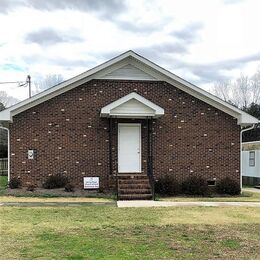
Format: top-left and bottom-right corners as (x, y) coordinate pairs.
(0, 81), (24, 84)
(0, 75), (32, 98)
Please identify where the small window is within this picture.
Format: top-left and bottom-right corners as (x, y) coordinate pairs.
(249, 151), (255, 167)
(207, 180), (216, 186)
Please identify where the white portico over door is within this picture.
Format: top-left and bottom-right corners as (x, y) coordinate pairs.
(118, 123), (141, 173)
(100, 92), (164, 174)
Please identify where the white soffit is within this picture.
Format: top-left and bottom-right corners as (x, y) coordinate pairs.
(100, 92), (164, 118)
(0, 50), (258, 125)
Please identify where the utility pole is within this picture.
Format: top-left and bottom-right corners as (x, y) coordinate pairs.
(0, 75), (32, 98)
(27, 75), (31, 98)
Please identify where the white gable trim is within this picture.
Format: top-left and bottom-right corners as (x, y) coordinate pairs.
(100, 92), (164, 118)
(0, 50), (258, 125)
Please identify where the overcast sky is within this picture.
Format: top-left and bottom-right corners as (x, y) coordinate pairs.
(0, 0), (260, 102)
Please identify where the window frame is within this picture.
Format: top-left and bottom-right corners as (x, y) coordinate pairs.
(249, 151), (255, 167)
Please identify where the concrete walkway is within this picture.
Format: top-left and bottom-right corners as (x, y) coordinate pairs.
(117, 201), (260, 208)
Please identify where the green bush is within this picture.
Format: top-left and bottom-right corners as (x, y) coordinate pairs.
(9, 177), (21, 189)
(155, 175), (180, 196)
(64, 183), (75, 192)
(26, 184), (36, 192)
(182, 176), (208, 196)
(43, 174), (68, 189)
(216, 177), (240, 195)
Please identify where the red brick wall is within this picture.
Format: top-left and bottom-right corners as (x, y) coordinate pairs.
(9, 80), (240, 189)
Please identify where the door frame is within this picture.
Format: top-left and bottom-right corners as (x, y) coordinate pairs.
(118, 123), (142, 173)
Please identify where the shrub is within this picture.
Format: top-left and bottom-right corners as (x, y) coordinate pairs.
(216, 177), (240, 195)
(64, 183), (75, 192)
(9, 177), (21, 189)
(43, 174), (68, 189)
(27, 184), (36, 192)
(182, 176), (208, 196)
(155, 175), (180, 196)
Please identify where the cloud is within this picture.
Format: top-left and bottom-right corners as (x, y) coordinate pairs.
(131, 44), (260, 85)
(22, 54), (95, 68)
(114, 15), (173, 34)
(132, 23), (204, 63)
(0, 0), (21, 13)
(29, 0), (125, 14)
(171, 22), (203, 44)
(0, 0), (127, 20)
(115, 20), (162, 34)
(133, 42), (188, 67)
(177, 52), (260, 84)
(223, 0), (245, 4)
(25, 28), (83, 46)
(0, 0), (166, 35)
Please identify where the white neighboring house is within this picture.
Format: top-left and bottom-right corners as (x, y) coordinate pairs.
(242, 141), (260, 186)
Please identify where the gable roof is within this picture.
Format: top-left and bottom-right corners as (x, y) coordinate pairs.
(0, 50), (258, 125)
(100, 92), (164, 118)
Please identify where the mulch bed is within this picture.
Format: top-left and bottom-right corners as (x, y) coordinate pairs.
(4, 187), (114, 198)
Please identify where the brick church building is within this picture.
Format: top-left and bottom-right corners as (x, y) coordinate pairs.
(0, 51), (258, 199)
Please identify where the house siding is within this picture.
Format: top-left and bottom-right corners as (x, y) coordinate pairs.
(9, 80), (240, 190)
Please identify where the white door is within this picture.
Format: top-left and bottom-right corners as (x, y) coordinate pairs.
(118, 124), (141, 173)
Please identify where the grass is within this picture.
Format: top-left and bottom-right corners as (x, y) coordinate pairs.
(0, 206), (259, 259)
(0, 176), (260, 259)
(0, 196), (113, 203)
(0, 176), (8, 195)
(243, 184), (256, 188)
(5, 191), (116, 199)
(158, 191), (260, 202)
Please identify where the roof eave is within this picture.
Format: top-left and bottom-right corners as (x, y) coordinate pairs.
(0, 50), (259, 126)
(238, 114), (259, 126)
(0, 110), (12, 122)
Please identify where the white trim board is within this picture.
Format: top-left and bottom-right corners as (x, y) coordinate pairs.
(0, 50), (258, 125)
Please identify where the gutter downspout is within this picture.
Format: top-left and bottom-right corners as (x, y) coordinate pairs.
(0, 126), (10, 182)
(240, 124), (255, 192)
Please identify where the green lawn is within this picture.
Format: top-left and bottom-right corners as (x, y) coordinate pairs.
(0, 175), (260, 259)
(0, 176), (8, 195)
(0, 206), (260, 259)
(159, 191), (260, 202)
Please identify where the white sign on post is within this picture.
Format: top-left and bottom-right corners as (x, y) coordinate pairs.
(84, 177), (99, 189)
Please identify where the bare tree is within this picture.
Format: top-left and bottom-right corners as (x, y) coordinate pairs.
(0, 91), (19, 108)
(233, 74), (252, 108)
(213, 81), (230, 102)
(34, 74), (64, 94)
(251, 69), (260, 104)
(213, 68), (260, 108)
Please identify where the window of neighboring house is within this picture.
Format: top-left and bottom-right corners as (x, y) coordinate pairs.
(249, 151), (255, 167)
